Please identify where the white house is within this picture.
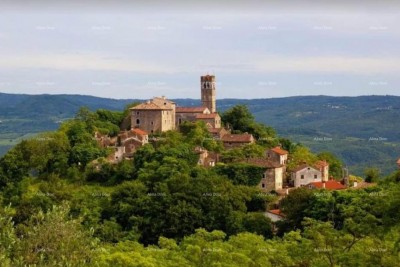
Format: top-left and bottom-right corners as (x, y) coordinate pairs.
(291, 164), (322, 187)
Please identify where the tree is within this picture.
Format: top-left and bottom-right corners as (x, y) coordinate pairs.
(221, 105), (276, 139)
(364, 168), (380, 183)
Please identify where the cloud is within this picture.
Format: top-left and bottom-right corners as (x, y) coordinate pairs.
(0, 53), (176, 74)
(254, 56), (400, 74)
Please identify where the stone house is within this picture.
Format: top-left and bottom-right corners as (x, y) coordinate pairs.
(247, 158), (284, 191)
(195, 113), (221, 129)
(221, 133), (255, 149)
(194, 146), (219, 167)
(130, 96), (176, 134)
(207, 127), (229, 140)
(117, 128), (149, 159)
(314, 160), (329, 182)
(291, 164), (322, 187)
(176, 106), (210, 127)
(266, 146), (288, 165)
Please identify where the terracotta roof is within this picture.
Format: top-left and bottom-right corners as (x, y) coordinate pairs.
(314, 160), (329, 168)
(267, 209), (285, 217)
(246, 158), (282, 168)
(270, 146), (288, 155)
(222, 134), (254, 143)
(176, 107), (208, 113)
(208, 128), (224, 133)
(131, 128), (148, 136)
(130, 102), (168, 110)
(196, 113), (220, 119)
(308, 180), (346, 190)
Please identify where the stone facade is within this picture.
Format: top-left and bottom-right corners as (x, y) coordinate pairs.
(266, 146), (288, 165)
(246, 158), (284, 191)
(176, 107), (210, 127)
(195, 113), (221, 128)
(221, 133), (255, 149)
(130, 97), (175, 134)
(201, 75), (216, 113)
(130, 75), (221, 134)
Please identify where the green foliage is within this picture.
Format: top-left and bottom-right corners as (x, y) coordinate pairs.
(221, 104), (276, 140)
(364, 167), (380, 183)
(214, 163), (265, 186)
(287, 145), (318, 171)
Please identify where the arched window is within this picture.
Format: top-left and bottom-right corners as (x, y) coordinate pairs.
(136, 119), (140, 125)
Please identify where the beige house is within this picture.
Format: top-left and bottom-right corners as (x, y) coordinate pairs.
(195, 147), (219, 167)
(291, 164), (322, 187)
(207, 127), (229, 140)
(247, 158), (284, 191)
(221, 133), (255, 149)
(314, 160), (329, 182)
(130, 96), (175, 134)
(266, 146), (288, 165)
(176, 106), (210, 127)
(195, 113), (221, 128)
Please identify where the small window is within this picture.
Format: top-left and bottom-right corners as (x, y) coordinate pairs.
(136, 119), (140, 125)
(262, 173), (266, 178)
(151, 121), (154, 125)
(151, 130), (154, 133)
(301, 175), (304, 179)
(178, 118), (182, 124)
(261, 183), (265, 188)
(136, 111), (140, 115)
(314, 175), (318, 179)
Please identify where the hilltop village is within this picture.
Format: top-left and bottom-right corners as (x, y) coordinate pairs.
(95, 75), (373, 203)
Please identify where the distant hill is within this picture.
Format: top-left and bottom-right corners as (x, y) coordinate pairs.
(0, 92), (399, 175)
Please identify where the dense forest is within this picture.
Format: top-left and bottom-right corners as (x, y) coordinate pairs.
(0, 103), (399, 266)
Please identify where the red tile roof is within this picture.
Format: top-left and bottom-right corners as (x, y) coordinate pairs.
(270, 146), (288, 155)
(222, 134), (254, 143)
(176, 107), (208, 113)
(196, 113), (220, 119)
(246, 158), (282, 168)
(267, 209), (285, 217)
(131, 128), (148, 136)
(309, 180), (346, 190)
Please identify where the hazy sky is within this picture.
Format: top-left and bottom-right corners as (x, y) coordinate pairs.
(0, 1), (399, 99)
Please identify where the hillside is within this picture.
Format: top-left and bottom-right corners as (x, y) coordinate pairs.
(0, 92), (399, 175)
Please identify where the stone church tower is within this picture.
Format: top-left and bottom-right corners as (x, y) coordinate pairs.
(201, 75), (216, 113)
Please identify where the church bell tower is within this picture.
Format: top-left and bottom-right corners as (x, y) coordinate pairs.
(201, 75), (216, 113)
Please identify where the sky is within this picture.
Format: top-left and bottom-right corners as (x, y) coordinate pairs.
(0, 0), (399, 99)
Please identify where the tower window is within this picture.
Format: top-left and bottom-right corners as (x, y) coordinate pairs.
(136, 119), (140, 125)
(301, 175), (304, 179)
(136, 111), (140, 115)
(314, 175), (318, 179)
